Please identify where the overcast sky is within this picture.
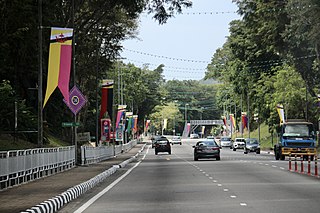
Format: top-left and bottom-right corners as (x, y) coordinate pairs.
(120, 0), (240, 81)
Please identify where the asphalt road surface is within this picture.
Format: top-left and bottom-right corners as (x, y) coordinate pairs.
(60, 139), (320, 213)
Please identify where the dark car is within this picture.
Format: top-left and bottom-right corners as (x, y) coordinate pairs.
(155, 138), (171, 155)
(193, 140), (221, 161)
(244, 138), (260, 154)
(151, 135), (167, 148)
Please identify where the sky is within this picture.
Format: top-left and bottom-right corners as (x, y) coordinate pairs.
(120, 0), (240, 81)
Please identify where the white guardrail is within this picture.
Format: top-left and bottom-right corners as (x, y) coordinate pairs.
(80, 140), (138, 165)
(0, 146), (75, 191)
(0, 140), (138, 191)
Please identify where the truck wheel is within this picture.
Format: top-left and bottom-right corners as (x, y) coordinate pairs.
(233, 148), (236, 151)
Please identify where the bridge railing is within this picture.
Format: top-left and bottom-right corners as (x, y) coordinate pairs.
(0, 146), (75, 191)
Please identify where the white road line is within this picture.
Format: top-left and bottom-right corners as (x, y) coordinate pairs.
(73, 152), (145, 213)
(240, 203), (247, 206)
(272, 165), (277, 168)
(230, 195), (237, 198)
(217, 184), (222, 187)
(223, 189), (229, 192)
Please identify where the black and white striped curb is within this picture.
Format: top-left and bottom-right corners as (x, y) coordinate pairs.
(21, 144), (146, 213)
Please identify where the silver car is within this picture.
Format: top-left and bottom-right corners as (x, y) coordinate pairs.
(244, 138), (260, 154)
(220, 136), (232, 148)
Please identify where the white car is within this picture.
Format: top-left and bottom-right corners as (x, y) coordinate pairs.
(220, 136), (232, 148)
(171, 136), (182, 145)
(232, 138), (246, 151)
(190, 133), (199, 139)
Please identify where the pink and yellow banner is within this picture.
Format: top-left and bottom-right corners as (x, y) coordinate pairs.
(43, 27), (73, 107)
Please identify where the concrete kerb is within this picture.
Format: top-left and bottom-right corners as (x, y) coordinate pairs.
(21, 144), (146, 213)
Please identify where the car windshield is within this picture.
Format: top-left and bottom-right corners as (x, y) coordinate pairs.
(198, 141), (218, 147)
(283, 124), (312, 137)
(221, 137), (231, 141)
(246, 139), (258, 145)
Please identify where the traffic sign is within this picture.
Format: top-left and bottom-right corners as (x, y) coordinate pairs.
(62, 122), (80, 127)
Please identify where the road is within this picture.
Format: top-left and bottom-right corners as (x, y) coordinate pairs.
(60, 139), (320, 213)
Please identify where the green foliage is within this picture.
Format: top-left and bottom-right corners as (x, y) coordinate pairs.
(207, 0), (320, 134)
(0, 0), (192, 147)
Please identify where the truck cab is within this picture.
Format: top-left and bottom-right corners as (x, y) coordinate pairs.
(274, 119), (317, 160)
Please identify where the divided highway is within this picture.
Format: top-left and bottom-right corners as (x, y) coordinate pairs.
(60, 139), (320, 213)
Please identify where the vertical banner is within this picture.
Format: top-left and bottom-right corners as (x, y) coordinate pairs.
(44, 27), (73, 107)
(276, 104), (285, 124)
(126, 112), (133, 134)
(163, 119), (168, 131)
(100, 119), (111, 142)
(230, 114), (236, 132)
(133, 115), (138, 133)
(100, 80), (114, 119)
(241, 112), (248, 130)
(145, 120), (150, 131)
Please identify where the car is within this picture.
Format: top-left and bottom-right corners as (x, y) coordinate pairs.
(193, 140), (221, 161)
(154, 138), (171, 155)
(151, 135), (167, 148)
(171, 136), (182, 145)
(220, 136), (232, 148)
(190, 133), (199, 139)
(232, 138), (246, 151)
(244, 138), (260, 154)
(206, 136), (221, 147)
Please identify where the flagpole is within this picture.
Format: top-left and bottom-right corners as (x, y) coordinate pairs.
(38, 0), (43, 147)
(72, 0), (78, 164)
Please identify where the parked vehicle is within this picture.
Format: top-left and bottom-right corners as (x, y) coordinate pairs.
(190, 133), (199, 139)
(155, 138), (171, 155)
(232, 138), (245, 151)
(171, 136), (182, 145)
(193, 140), (221, 161)
(274, 119), (317, 160)
(220, 136), (232, 148)
(244, 138), (260, 154)
(151, 135), (167, 148)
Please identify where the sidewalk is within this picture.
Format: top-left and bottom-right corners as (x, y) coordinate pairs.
(0, 143), (146, 213)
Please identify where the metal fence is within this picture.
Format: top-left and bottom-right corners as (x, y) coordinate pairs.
(80, 139), (138, 165)
(0, 139), (139, 191)
(0, 146), (75, 191)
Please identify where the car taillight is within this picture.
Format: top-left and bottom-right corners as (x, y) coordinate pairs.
(212, 147), (219, 150)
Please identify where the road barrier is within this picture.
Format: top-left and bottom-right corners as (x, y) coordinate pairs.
(0, 146), (75, 191)
(80, 139), (138, 165)
(0, 140), (139, 191)
(288, 153), (319, 178)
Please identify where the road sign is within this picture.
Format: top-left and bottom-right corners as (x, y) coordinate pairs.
(62, 122), (80, 127)
(63, 86), (87, 115)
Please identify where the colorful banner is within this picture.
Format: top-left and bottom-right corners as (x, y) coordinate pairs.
(44, 27), (73, 107)
(116, 105), (127, 129)
(133, 115), (138, 133)
(100, 119), (111, 142)
(230, 114), (236, 129)
(100, 80), (114, 119)
(277, 104), (285, 124)
(241, 112), (248, 130)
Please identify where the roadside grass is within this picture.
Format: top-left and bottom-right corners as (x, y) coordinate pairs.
(0, 134), (69, 151)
